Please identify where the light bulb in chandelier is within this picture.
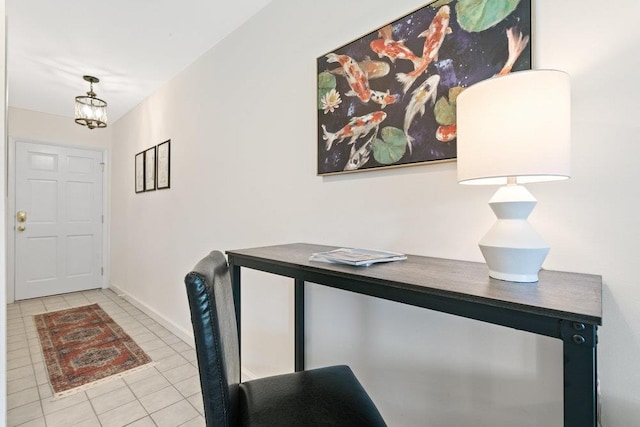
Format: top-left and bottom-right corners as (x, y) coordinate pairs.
(75, 75), (108, 130)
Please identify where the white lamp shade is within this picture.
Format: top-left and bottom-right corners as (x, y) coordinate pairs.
(456, 70), (571, 185)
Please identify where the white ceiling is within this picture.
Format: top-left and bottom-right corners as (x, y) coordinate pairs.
(6, 0), (272, 124)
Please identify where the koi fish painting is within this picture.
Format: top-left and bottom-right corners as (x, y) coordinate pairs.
(317, 0), (531, 175)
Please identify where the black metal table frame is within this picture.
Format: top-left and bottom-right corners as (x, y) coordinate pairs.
(227, 245), (600, 427)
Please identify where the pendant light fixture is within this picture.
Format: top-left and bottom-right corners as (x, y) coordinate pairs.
(75, 75), (107, 129)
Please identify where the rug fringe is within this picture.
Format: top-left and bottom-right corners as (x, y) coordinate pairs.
(52, 361), (156, 400)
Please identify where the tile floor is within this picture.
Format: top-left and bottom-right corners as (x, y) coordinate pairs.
(6, 289), (206, 427)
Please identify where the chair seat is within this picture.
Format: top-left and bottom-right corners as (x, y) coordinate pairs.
(238, 365), (386, 426)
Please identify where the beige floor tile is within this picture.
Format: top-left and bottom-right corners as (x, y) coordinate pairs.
(147, 345), (178, 361)
(33, 363), (49, 385)
(7, 326), (26, 337)
(170, 340), (192, 353)
(162, 334), (182, 346)
(140, 317), (157, 326)
(182, 349), (198, 364)
(150, 327), (173, 340)
(156, 354), (188, 372)
(7, 333), (28, 345)
(38, 383), (53, 399)
(139, 338), (167, 352)
(7, 400), (43, 426)
(187, 392), (204, 415)
(41, 390), (87, 414)
(179, 415), (206, 427)
(7, 374), (37, 394)
(126, 416), (157, 427)
(98, 400), (148, 427)
(85, 377), (127, 400)
(30, 351), (44, 364)
(163, 362), (198, 385)
(128, 373), (171, 399)
(68, 417), (102, 427)
(123, 366), (159, 386)
(7, 306), (22, 315)
(174, 375), (202, 398)
(45, 400), (97, 427)
(7, 346), (30, 362)
(8, 364), (34, 381)
(18, 303), (46, 315)
(151, 400), (199, 427)
(90, 384), (137, 414)
(14, 417), (46, 427)
(139, 385), (184, 414)
(130, 331), (157, 344)
(7, 339), (29, 352)
(7, 356), (33, 370)
(7, 386), (40, 410)
(43, 303), (71, 313)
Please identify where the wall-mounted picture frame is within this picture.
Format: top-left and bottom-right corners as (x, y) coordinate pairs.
(316, 0), (531, 175)
(135, 151), (145, 193)
(144, 146), (156, 191)
(156, 140), (170, 190)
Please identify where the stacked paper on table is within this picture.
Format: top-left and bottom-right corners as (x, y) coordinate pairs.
(309, 248), (407, 266)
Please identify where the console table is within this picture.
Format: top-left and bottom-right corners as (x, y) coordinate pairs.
(226, 243), (602, 427)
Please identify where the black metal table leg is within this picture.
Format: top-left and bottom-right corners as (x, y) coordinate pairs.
(230, 261), (241, 361)
(295, 278), (305, 371)
(561, 321), (598, 427)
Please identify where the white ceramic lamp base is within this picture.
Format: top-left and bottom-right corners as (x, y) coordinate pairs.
(479, 185), (549, 283)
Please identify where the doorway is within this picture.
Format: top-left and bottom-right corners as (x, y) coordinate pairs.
(10, 140), (105, 300)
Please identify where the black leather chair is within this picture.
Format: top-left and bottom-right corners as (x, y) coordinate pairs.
(185, 250), (386, 426)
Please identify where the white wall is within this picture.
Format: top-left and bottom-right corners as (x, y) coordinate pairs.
(109, 0), (640, 425)
(8, 107), (111, 148)
(1, 1), (7, 423)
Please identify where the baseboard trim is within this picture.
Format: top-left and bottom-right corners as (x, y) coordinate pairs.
(109, 283), (194, 347)
(109, 283), (256, 381)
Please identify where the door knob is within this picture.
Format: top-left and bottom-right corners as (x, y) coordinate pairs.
(17, 225), (26, 232)
(16, 211), (27, 222)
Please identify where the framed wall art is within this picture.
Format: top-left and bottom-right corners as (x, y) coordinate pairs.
(156, 140), (170, 190)
(135, 151), (145, 193)
(317, 0), (531, 175)
(144, 146), (156, 191)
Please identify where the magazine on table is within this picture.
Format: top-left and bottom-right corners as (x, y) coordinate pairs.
(309, 248), (407, 267)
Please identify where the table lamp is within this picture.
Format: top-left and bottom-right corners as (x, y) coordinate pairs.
(456, 70), (571, 282)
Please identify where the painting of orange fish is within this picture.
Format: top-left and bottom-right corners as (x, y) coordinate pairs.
(317, 0), (531, 175)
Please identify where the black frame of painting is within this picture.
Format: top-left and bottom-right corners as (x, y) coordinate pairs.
(144, 146), (156, 192)
(156, 140), (171, 190)
(135, 150), (145, 193)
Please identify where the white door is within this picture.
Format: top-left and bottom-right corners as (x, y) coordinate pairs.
(14, 141), (104, 300)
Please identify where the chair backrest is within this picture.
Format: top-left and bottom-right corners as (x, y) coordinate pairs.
(185, 251), (240, 427)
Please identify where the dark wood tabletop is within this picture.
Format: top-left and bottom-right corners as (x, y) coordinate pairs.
(227, 243), (602, 325)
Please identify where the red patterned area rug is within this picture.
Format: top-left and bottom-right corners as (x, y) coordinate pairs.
(34, 303), (153, 399)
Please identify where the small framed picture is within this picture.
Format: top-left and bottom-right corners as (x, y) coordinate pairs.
(135, 151), (145, 193)
(156, 140), (170, 190)
(144, 146), (156, 191)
